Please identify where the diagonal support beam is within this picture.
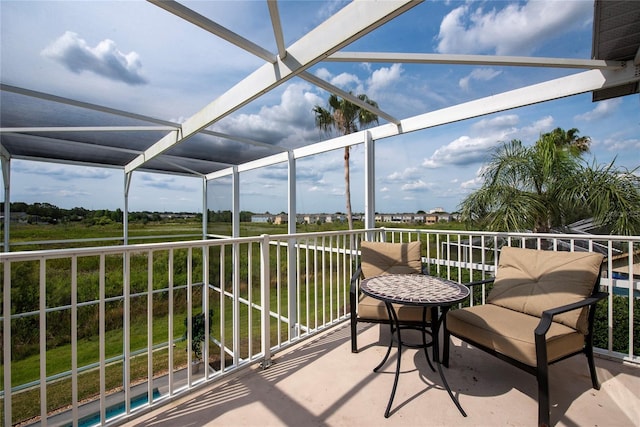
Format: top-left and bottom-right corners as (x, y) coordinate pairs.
(268, 0), (287, 60)
(127, 0), (420, 174)
(326, 52), (626, 70)
(148, 0), (276, 62)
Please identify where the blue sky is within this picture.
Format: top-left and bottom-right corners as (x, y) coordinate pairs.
(1, 0), (638, 214)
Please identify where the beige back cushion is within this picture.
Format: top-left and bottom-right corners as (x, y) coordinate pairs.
(360, 241), (422, 278)
(487, 246), (603, 334)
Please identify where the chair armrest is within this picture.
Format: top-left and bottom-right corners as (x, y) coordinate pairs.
(465, 278), (495, 288)
(350, 266), (362, 297)
(535, 292), (608, 337)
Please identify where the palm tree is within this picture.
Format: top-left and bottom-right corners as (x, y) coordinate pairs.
(313, 93), (379, 229)
(459, 128), (640, 235)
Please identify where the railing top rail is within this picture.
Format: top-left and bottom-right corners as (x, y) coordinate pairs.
(2, 227), (637, 262)
(380, 227), (640, 242)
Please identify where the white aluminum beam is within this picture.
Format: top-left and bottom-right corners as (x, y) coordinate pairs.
(206, 166), (234, 181)
(126, 0), (419, 174)
(0, 84), (179, 127)
(392, 66), (639, 139)
(206, 65), (639, 178)
(364, 131), (375, 231)
(268, 0), (287, 60)
(237, 152), (290, 174)
(0, 126), (177, 133)
(2, 157), (10, 252)
(287, 151), (296, 234)
(326, 52), (626, 70)
(148, 0), (276, 63)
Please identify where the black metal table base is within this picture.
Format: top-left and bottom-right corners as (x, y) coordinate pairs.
(376, 304), (467, 418)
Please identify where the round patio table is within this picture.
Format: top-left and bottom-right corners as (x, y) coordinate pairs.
(360, 273), (470, 418)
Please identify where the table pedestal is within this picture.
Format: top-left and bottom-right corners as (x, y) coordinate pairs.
(376, 303), (467, 418)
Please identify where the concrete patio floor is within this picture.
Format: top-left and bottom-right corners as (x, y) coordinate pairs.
(122, 322), (639, 427)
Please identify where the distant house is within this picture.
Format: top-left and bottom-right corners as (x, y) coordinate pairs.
(273, 214), (287, 225)
(251, 214), (272, 223)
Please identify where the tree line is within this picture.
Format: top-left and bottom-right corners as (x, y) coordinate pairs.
(0, 202), (256, 225)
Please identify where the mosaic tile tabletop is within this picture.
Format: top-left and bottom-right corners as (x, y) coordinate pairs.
(361, 274), (470, 306)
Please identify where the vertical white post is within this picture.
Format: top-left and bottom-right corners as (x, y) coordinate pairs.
(39, 259), (47, 425)
(231, 166), (241, 365)
(361, 131), (375, 282)
(99, 255), (106, 423)
(202, 243), (210, 377)
(123, 251), (131, 414)
(202, 177), (208, 239)
(147, 250), (154, 402)
(168, 249), (174, 393)
(232, 166), (240, 238)
(364, 130), (375, 235)
(260, 234), (271, 368)
(1, 154), (10, 252)
(287, 152), (298, 339)
(3, 259), (12, 427)
(71, 256), (79, 422)
(124, 172), (132, 245)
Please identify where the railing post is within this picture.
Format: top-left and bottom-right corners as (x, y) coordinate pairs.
(260, 234), (272, 368)
(288, 238), (298, 340)
(3, 260), (12, 427)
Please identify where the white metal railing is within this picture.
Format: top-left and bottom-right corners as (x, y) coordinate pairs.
(0, 228), (637, 426)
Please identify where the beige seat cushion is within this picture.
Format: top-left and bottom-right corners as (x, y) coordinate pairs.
(447, 304), (584, 366)
(487, 247), (603, 334)
(358, 294), (430, 322)
(358, 241), (425, 322)
(360, 241), (422, 278)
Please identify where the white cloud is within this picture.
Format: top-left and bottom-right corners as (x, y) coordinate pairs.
(598, 136), (640, 152)
(139, 174), (193, 192)
(315, 68), (333, 81)
(387, 167), (421, 182)
(460, 177), (482, 190)
(214, 82), (323, 146)
(367, 64), (403, 93)
(331, 72), (362, 88)
(42, 31), (148, 85)
(575, 99), (622, 121)
(459, 68), (502, 91)
(422, 114), (556, 168)
(401, 180), (431, 191)
(436, 1), (592, 55)
(471, 114), (519, 134)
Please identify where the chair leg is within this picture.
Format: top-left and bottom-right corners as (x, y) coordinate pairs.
(537, 362), (550, 427)
(585, 345), (600, 390)
(442, 320), (450, 368)
(351, 317), (358, 353)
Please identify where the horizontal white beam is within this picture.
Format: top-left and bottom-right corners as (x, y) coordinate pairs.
(205, 65), (638, 179)
(238, 152), (290, 174)
(0, 126), (177, 133)
(0, 84), (179, 127)
(126, 0), (419, 174)
(326, 52), (626, 69)
(391, 66), (638, 138)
